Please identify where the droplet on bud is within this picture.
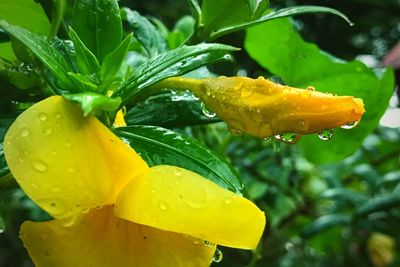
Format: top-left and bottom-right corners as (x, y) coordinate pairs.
(340, 120), (359, 129)
(318, 129), (333, 141)
(200, 102), (216, 118)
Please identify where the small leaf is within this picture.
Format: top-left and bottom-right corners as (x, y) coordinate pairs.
(356, 194), (400, 217)
(68, 27), (100, 75)
(321, 188), (367, 204)
(0, 20), (77, 91)
(73, 0), (122, 62)
(0, 143), (9, 177)
(302, 214), (351, 237)
(210, 5), (352, 40)
(115, 43), (238, 104)
(100, 33), (132, 82)
(67, 72), (98, 91)
(115, 125), (245, 194)
(125, 91), (220, 127)
(121, 8), (167, 58)
(63, 93), (121, 116)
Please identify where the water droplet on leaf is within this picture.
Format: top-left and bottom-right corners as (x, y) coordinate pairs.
(38, 113), (47, 121)
(20, 127), (30, 137)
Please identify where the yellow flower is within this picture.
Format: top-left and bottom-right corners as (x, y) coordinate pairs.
(159, 76), (365, 138)
(4, 96), (265, 267)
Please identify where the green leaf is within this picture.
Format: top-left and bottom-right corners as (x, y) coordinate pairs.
(49, 0), (67, 39)
(125, 91), (220, 127)
(121, 8), (167, 58)
(0, 143), (8, 177)
(116, 43), (238, 104)
(0, 42), (16, 61)
(245, 18), (394, 163)
(210, 6), (352, 40)
(245, 0), (268, 15)
(115, 125), (245, 194)
(198, 0), (269, 40)
(100, 33), (132, 82)
(0, 0), (50, 35)
(168, 16), (195, 49)
(63, 93), (121, 116)
(68, 27), (100, 76)
(73, 0), (122, 63)
(356, 194), (400, 217)
(0, 20), (77, 91)
(0, 117), (14, 177)
(67, 72), (98, 91)
(302, 214), (351, 237)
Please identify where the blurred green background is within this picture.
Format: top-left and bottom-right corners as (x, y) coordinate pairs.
(1, 0), (400, 267)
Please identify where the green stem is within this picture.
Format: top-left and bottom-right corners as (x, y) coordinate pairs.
(247, 238), (263, 267)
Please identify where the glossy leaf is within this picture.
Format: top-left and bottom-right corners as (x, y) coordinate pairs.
(72, 0), (122, 62)
(115, 43), (238, 104)
(63, 93), (121, 116)
(49, 0), (67, 39)
(125, 91), (220, 127)
(246, 0), (268, 15)
(68, 27), (100, 75)
(121, 8), (167, 58)
(356, 194), (400, 217)
(302, 214), (351, 237)
(0, 20), (77, 91)
(209, 6), (352, 40)
(245, 18), (394, 163)
(100, 34), (132, 82)
(198, 0), (269, 40)
(114, 125), (245, 194)
(168, 16), (195, 49)
(0, 0), (50, 35)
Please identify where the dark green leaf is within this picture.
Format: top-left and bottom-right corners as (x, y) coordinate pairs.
(0, 20), (77, 90)
(0, 144), (9, 177)
(0, 0), (50, 35)
(121, 8), (167, 58)
(100, 34), (132, 82)
(356, 194), (400, 217)
(245, 18), (394, 163)
(67, 72), (97, 91)
(320, 188), (367, 204)
(0, 42), (16, 61)
(198, 0), (269, 41)
(210, 5), (352, 40)
(73, 0), (122, 62)
(68, 27), (100, 75)
(115, 125), (245, 194)
(49, 0), (67, 39)
(302, 214), (351, 237)
(115, 43), (238, 104)
(125, 91), (220, 127)
(63, 93), (121, 116)
(0, 117), (14, 177)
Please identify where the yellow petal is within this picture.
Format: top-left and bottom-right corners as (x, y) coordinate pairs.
(115, 165), (265, 250)
(4, 96), (148, 218)
(159, 76), (365, 138)
(21, 206), (216, 267)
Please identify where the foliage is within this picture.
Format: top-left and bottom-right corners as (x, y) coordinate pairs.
(0, 0), (399, 266)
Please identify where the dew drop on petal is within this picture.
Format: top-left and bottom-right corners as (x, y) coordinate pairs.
(200, 102), (216, 118)
(159, 201), (169, 211)
(318, 129), (333, 141)
(20, 127), (30, 137)
(204, 240), (215, 247)
(32, 161), (48, 172)
(38, 113), (47, 121)
(212, 248), (223, 263)
(340, 120), (359, 129)
(224, 197), (232, 204)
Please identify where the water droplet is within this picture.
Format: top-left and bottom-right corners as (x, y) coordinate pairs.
(38, 113), (47, 121)
(33, 161), (48, 172)
(50, 202), (56, 207)
(228, 126), (243, 136)
(212, 248), (223, 263)
(297, 120), (309, 131)
(165, 187), (171, 193)
(51, 187), (61, 193)
(159, 201), (169, 211)
(340, 120), (359, 129)
(274, 134), (282, 141)
(55, 113), (61, 119)
(224, 198), (232, 204)
(241, 89), (253, 97)
(201, 102), (216, 118)
(318, 129), (333, 141)
(20, 127), (30, 137)
(306, 86), (315, 91)
(277, 133), (300, 144)
(43, 128), (53, 135)
(204, 240), (215, 247)
(174, 171), (182, 177)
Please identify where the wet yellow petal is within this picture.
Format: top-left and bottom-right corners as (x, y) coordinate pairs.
(4, 96), (148, 219)
(115, 165), (265, 250)
(159, 76), (365, 138)
(21, 206), (215, 267)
